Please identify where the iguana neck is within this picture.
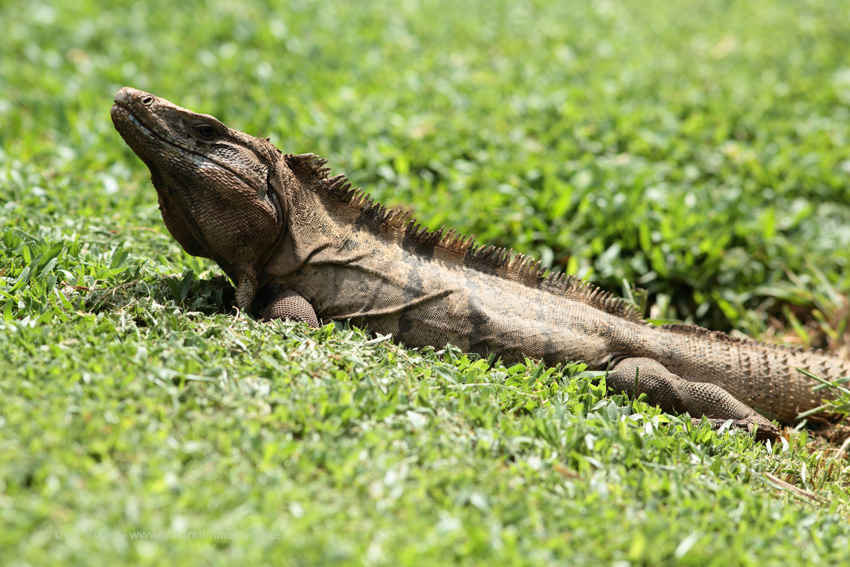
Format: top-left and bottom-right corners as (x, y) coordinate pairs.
(260, 154), (373, 286)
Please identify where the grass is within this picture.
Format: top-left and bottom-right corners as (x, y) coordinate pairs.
(3, 0), (850, 564)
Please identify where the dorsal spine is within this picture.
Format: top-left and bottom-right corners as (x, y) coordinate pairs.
(286, 152), (646, 324)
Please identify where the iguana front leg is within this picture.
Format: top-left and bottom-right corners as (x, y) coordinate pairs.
(607, 357), (780, 442)
(257, 285), (319, 328)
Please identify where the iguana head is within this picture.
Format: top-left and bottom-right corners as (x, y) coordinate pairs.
(111, 87), (286, 310)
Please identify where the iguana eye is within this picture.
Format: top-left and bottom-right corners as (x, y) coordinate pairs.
(195, 124), (217, 139)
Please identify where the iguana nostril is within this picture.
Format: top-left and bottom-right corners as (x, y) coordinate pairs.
(114, 88), (130, 105)
(142, 96), (153, 106)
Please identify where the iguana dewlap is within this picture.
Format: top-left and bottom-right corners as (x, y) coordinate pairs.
(111, 87), (850, 441)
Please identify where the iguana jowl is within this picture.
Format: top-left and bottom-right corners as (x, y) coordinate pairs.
(111, 86), (850, 440)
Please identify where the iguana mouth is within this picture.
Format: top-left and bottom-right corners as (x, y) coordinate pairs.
(111, 102), (262, 194)
(111, 102), (185, 151)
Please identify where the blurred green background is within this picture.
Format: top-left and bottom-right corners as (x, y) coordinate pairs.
(4, 0), (850, 338)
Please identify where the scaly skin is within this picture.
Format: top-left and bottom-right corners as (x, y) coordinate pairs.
(112, 87), (850, 441)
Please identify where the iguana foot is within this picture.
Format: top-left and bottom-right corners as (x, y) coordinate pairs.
(692, 417), (781, 443)
(608, 357), (780, 442)
(257, 285), (320, 327)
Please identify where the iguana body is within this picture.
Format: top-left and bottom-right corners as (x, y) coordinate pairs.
(111, 87), (850, 440)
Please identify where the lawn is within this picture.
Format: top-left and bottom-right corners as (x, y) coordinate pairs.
(2, 0), (850, 565)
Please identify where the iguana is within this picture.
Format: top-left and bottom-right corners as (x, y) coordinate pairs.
(111, 86), (850, 441)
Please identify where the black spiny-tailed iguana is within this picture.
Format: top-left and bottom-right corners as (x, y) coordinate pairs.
(110, 87), (850, 441)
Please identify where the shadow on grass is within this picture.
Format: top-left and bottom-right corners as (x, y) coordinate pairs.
(84, 272), (236, 322)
